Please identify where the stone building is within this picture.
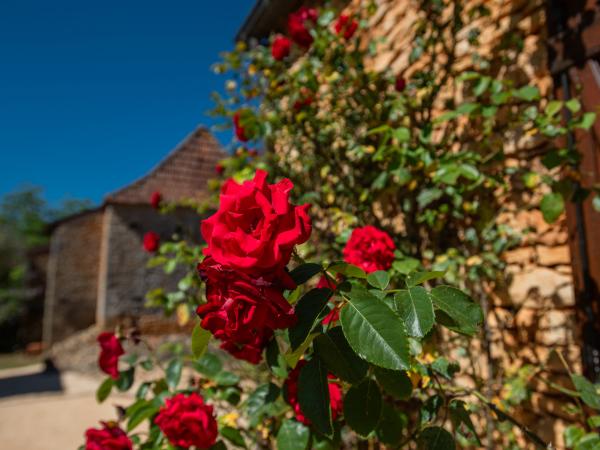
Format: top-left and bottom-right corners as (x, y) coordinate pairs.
(238, 0), (600, 446)
(42, 126), (225, 345)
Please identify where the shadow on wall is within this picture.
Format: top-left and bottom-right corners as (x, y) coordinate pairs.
(0, 359), (62, 398)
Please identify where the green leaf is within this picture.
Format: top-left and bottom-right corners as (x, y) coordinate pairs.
(193, 352), (222, 378)
(417, 188), (443, 208)
(289, 288), (332, 350)
(540, 192), (565, 223)
(96, 377), (113, 403)
(564, 425), (585, 447)
(191, 322), (211, 359)
(394, 287), (435, 338)
(210, 442), (227, 450)
(514, 85), (540, 101)
(545, 100), (563, 116)
(165, 359), (183, 390)
(430, 286), (483, 336)
(290, 263), (323, 285)
(574, 433), (600, 450)
(344, 379), (382, 436)
(127, 402), (157, 431)
(565, 99), (581, 113)
(406, 271), (445, 287)
(115, 367), (135, 392)
(393, 258), (420, 274)
(576, 112), (596, 130)
(245, 383), (280, 427)
(572, 374), (600, 410)
(449, 400), (481, 445)
(298, 357), (333, 437)
(367, 271), (390, 290)
(374, 367), (412, 400)
(588, 415), (600, 428)
(328, 262), (367, 279)
(314, 326), (368, 384)
(376, 403), (404, 445)
(341, 285), (410, 370)
(220, 426), (246, 448)
(431, 357), (460, 380)
(214, 371), (240, 386)
(456, 102), (479, 115)
(276, 419), (310, 450)
(418, 426), (456, 450)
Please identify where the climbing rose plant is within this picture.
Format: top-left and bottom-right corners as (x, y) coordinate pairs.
(85, 2), (600, 450)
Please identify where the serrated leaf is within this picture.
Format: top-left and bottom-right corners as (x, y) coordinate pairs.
(341, 285), (409, 370)
(191, 322), (211, 359)
(572, 374), (600, 410)
(576, 112), (596, 130)
(406, 271), (445, 287)
(290, 263), (323, 285)
(394, 287), (435, 338)
(367, 271), (390, 290)
(298, 357), (333, 437)
(430, 286), (482, 336)
(418, 426), (456, 450)
(431, 357), (459, 380)
(214, 371), (240, 386)
(564, 425), (585, 447)
(165, 359), (183, 390)
(314, 326), (368, 384)
(540, 192), (565, 223)
(344, 380), (382, 436)
(289, 288), (332, 350)
(374, 367), (412, 400)
(96, 377), (113, 403)
(277, 419), (310, 450)
(514, 85), (540, 101)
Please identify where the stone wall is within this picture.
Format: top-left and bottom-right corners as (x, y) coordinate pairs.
(345, 0), (580, 446)
(42, 211), (104, 345)
(97, 204), (202, 324)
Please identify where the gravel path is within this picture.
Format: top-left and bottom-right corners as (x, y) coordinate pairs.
(0, 364), (133, 450)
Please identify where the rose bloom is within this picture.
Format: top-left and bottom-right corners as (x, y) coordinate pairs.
(316, 275), (339, 324)
(343, 225), (395, 273)
(155, 392), (218, 449)
(97, 332), (124, 380)
(150, 191), (162, 209)
(334, 14), (358, 39)
(201, 169), (311, 274)
(395, 75), (406, 92)
(233, 111), (249, 142)
(285, 360), (343, 425)
(215, 163), (225, 175)
(197, 256), (296, 364)
(85, 421), (132, 450)
(272, 35), (291, 60)
(143, 231), (160, 253)
(288, 6), (318, 47)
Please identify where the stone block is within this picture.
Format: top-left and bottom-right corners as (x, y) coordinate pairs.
(537, 245), (571, 266)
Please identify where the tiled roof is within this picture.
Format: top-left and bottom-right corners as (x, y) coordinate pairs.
(105, 126), (226, 205)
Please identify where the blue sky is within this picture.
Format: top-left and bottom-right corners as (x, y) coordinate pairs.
(0, 0), (253, 206)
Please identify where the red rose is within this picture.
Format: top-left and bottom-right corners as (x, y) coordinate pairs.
(288, 6), (318, 47)
(201, 169), (311, 274)
(285, 360), (343, 425)
(143, 231), (160, 253)
(233, 111), (249, 142)
(343, 225), (395, 273)
(334, 14), (358, 39)
(395, 76), (406, 92)
(97, 332), (124, 380)
(293, 96), (314, 111)
(155, 393), (218, 449)
(272, 35), (291, 60)
(316, 275), (339, 324)
(150, 191), (162, 209)
(215, 163), (225, 175)
(85, 421), (132, 450)
(197, 256), (296, 364)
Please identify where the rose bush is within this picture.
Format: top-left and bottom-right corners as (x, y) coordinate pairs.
(83, 1), (600, 449)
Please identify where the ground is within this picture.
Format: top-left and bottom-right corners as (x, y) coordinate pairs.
(0, 362), (132, 450)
